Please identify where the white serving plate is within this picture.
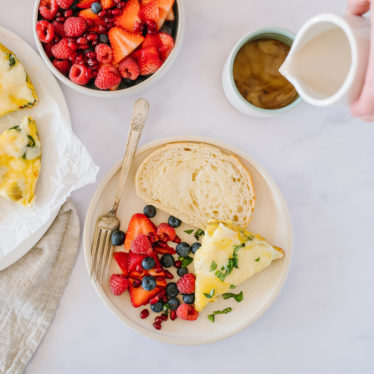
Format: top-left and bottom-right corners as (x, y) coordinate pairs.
(83, 136), (293, 345)
(0, 26), (71, 271)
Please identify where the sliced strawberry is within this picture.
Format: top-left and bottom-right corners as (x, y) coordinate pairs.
(158, 32), (174, 60)
(132, 46), (162, 75)
(142, 33), (163, 49)
(101, 0), (116, 9)
(77, 0), (96, 8)
(127, 252), (145, 272)
(129, 280), (160, 307)
(124, 213), (156, 251)
(108, 27), (144, 65)
(114, 0), (141, 33)
(154, 244), (176, 254)
(113, 252), (129, 276)
(139, 0), (159, 24)
(157, 0), (175, 29)
(156, 222), (176, 241)
(166, 7), (174, 21)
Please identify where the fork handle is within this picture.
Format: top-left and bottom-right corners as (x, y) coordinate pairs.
(112, 98), (149, 213)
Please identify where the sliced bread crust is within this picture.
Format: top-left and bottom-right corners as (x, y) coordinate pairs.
(135, 142), (255, 228)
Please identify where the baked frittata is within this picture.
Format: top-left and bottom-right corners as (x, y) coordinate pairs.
(0, 43), (38, 117)
(0, 117), (41, 206)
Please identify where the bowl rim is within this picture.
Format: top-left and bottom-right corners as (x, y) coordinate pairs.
(32, 0), (185, 97)
(227, 27), (302, 113)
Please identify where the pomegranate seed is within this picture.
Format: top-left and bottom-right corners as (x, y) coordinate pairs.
(150, 295), (160, 305)
(154, 268), (162, 273)
(158, 289), (166, 298)
(86, 19), (95, 27)
(98, 10), (107, 19)
(164, 270), (174, 279)
(90, 69), (98, 77)
(134, 22), (144, 34)
(161, 314), (168, 321)
(132, 279), (141, 288)
(74, 54), (84, 63)
(77, 37), (88, 45)
(162, 295), (168, 303)
(140, 309), (149, 319)
(86, 33), (97, 41)
(54, 36), (60, 43)
(91, 40), (98, 47)
(170, 310), (177, 321)
(155, 316), (162, 324)
(64, 9), (73, 18)
(69, 53), (78, 62)
(147, 232), (156, 243)
(86, 51), (96, 59)
(117, 2), (125, 8)
(68, 42), (78, 51)
(104, 17), (114, 23)
(174, 235), (181, 244)
(98, 25), (106, 33)
(56, 17), (65, 23)
(148, 28), (157, 35)
(79, 43), (89, 50)
(135, 264), (142, 272)
(114, 0), (122, 3)
(153, 322), (162, 330)
(56, 11), (63, 18)
(111, 8), (122, 16)
(174, 260), (181, 268)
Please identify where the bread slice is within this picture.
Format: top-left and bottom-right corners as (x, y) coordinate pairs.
(135, 142), (255, 228)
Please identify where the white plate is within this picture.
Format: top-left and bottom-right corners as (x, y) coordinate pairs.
(83, 137), (293, 345)
(0, 26), (71, 271)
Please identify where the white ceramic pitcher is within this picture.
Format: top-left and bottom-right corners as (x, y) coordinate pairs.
(279, 13), (370, 107)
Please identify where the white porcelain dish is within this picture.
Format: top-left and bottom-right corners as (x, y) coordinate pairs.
(0, 25), (71, 271)
(83, 136), (293, 345)
(32, 0), (185, 97)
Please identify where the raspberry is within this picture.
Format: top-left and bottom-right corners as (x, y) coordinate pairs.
(69, 64), (91, 85)
(94, 64), (121, 90)
(52, 59), (71, 75)
(39, 0), (58, 21)
(109, 274), (129, 296)
(52, 21), (66, 38)
(36, 20), (55, 43)
(130, 234), (153, 255)
(157, 223), (176, 242)
(176, 304), (199, 321)
(95, 43), (113, 64)
(51, 38), (74, 59)
(118, 56), (139, 80)
(44, 42), (54, 58)
(56, 0), (74, 9)
(64, 17), (87, 37)
(177, 273), (195, 294)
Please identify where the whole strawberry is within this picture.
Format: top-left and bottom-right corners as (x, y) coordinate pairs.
(64, 17), (87, 37)
(157, 223), (176, 242)
(56, 0), (74, 9)
(176, 304), (199, 321)
(95, 64), (121, 90)
(110, 274), (129, 296)
(177, 273), (195, 294)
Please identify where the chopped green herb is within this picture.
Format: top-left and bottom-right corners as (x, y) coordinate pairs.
(27, 135), (35, 147)
(203, 289), (215, 299)
(8, 54), (16, 68)
(229, 284), (236, 289)
(163, 304), (169, 312)
(210, 260), (217, 271)
(181, 256), (193, 268)
(9, 125), (20, 132)
(184, 229), (193, 234)
(214, 243), (245, 282)
(233, 243), (245, 252)
(246, 234), (254, 241)
(22, 152), (26, 159)
(222, 291), (243, 302)
(214, 270), (225, 282)
(194, 229), (204, 241)
(255, 257), (260, 262)
(207, 307), (233, 323)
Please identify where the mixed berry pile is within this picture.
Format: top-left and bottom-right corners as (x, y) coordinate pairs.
(109, 206), (201, 330)
(36, 0), (177, 90)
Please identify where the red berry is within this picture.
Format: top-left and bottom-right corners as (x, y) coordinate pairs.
(150, 295), (160, 305)
(36, 20), (55, 43)
(174, 235), (181, 244)
(95, 43), (113, 64)
(56, 17), (66, 23)
(109, 273), (129, 295)
(68, 41), (78, 51)
(39, 0), (58, 21)
(161, 314), (168, 321)
(117, 1), (125, 8)
(64, 9), (73, 18)
(132, 279), (141, 288)
(52, 21), (66, 38)
(153, 322), (162, 330)
(164, 270), (174, 279)
(74, 54), (85, 64)
(52, 59), (71, 75)
(56, 0), (74, 9)
(134, 21), (144, 34)
(118, 56), (139, 80)
(177, 273), (195, 294)
(69, 63), (91, 85)
(85, 51), (96, 59)
(78, 43), (89, 50)
(51, 38), (74, 59)
(162, 295), (168, 303)
(44, 42), (54, 58)
(174, 260), (181, 268)
(98, 10), (107, 19)
(130, 234), (153, 255)
(64, 17), (87, 37)
(76, 36), (88, 44)
(176, 304), (199, 321)
(86, 33), (98, 41)
(157, 223), (176, 242)
(111, 8), (122, 16)
(155, 316), (162, 324)
(170, 310), (177, 321)
(140, 309), (149, 319)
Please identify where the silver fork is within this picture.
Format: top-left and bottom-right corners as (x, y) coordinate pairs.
(90, 98), (149, 283)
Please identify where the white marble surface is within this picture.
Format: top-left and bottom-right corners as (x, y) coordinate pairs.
(2, 0), (374, 373)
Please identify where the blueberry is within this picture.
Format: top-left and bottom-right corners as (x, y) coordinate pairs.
(191, 242), (201, 254)
(142, 256), (155, 270)
(166, 282), (179, 298)
(111, 230), (126, 246)
(167, 297), (180, 310)
(150, 301), (163, 313)
(183, 293), (195, 304)
(143, 205), (156, 218)
(142, 275), (156, 291)
(160, 254), (174, 268)
(160, 24), (173, 35)
(177, 267), (188, 277)
(176, 242), (191, 257)
(168, 215), (181, 228)
(91, 2), (102, 14)
(98, 34), (109, 44)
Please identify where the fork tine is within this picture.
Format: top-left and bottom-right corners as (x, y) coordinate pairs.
(96, 230), (108, 283)
(99, 232), (112, 283)
(103, 243), (114, 283)
(90, 228), (102, 280)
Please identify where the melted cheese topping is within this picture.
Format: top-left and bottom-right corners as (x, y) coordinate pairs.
(0, 43), (38, 117)
(0, 117), (41, 206)
(194, 221), (283, 312)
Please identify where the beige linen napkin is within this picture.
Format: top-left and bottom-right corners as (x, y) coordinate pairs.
(0, 199), (80, 374)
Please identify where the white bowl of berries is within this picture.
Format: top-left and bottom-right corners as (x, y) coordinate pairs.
(33, 0), (184, 97)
